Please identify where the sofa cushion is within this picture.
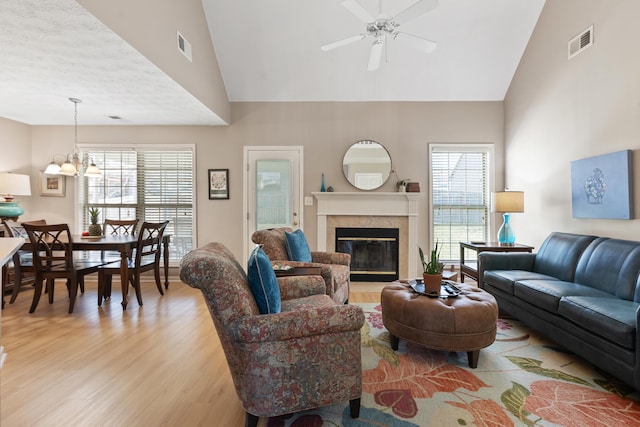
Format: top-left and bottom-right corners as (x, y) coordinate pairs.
(558, 296), (637, 350)
(247, 246), (281, 314)
(574, 238), (640, 300)
(483, 270), (560, 295)
(533, 232), (598, 282)
(284, 229), (312, 262)
(513, 279), (613, 314)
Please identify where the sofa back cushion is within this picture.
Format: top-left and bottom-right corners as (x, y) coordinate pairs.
(574, 237), (640, 301)
(533, 232), (598, 282)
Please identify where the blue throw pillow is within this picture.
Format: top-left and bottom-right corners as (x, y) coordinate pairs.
(247, 246), (281, 314)
(284, 229), (312, 262)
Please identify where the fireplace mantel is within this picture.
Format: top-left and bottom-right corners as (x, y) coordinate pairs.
(312, 192), (423, 278)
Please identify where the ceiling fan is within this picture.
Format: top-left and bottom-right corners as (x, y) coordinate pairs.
(321, 0), (439, 71)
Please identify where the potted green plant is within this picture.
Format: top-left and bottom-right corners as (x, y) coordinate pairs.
(419, 242), (443, 292)
(88, 207), (102, 236)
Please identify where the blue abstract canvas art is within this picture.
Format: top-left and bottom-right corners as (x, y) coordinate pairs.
(571, 150), (634, 219)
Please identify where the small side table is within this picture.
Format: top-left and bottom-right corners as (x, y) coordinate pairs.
(460, 242), (534, 282)
(274, 266), (322, 277)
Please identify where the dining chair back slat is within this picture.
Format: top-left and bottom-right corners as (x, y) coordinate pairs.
(104, 219), (139, 236)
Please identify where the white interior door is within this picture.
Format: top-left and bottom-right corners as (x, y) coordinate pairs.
(243, 146), (303, 263)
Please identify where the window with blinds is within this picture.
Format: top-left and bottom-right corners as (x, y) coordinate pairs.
(79, 145), (195, 262)
(429, 145), (492, 261)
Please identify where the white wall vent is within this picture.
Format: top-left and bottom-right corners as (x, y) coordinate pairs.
(568, 25), (593, 59)
(177, 30), (192, 62)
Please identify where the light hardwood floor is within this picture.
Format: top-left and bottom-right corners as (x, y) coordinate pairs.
(0, 279), (386, 426)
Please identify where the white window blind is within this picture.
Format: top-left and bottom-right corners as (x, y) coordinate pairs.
(79, 146), (195, 262)
(430, 145), (491, 261)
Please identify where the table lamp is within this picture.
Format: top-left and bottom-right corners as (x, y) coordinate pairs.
(0, 172), (32, 219)
(492, 191), (524, 246)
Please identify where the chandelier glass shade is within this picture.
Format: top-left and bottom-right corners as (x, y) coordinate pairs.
(44, 98), (102, 177)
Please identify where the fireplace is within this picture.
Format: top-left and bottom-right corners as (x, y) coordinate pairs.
(336, 227), (399, 281)
(314, 192), (422, 279)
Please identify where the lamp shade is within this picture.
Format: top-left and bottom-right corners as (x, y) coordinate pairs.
(492, 191), (524, 213)
(0, 172), (32, 197)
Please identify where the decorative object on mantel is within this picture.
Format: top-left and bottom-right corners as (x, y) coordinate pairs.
(0, 172), (31, 219)
(396, 179), (409, 192)
(320, 172), (326, 192)
(406, 182), (420, 192)
(44, 98), (102, 177)
(326, 186), (334, 192)
(492, 190), (524, 246)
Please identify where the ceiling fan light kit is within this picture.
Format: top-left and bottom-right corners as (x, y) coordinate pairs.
(321, 0), (439, 71)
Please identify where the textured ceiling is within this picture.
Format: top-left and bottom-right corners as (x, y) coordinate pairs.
(0, 0), (545, 126)
(0, 0), (224, 125)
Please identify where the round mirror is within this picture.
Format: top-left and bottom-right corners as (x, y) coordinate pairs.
(342, 140), (392, 190)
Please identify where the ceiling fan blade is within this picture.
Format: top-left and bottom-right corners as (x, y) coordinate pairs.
(321, 34), (367, 51)
(341, 0), (375, 23)
(392, 0), (439, 26)
(367, 38), (384, 71)
(394, 32), (437, 53)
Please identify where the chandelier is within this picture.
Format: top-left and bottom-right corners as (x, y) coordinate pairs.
(44, 98), (101, 177)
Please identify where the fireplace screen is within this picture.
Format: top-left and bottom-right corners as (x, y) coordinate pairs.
(335, 227), (399, 281)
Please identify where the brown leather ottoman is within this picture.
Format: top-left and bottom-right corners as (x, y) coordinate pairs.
(381, 282), (498, 368)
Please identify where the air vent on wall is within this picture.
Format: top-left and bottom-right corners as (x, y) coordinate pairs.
(568, 25), (593, 59)
(177, 30), (192, 62)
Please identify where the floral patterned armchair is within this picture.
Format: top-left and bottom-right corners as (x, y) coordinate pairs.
(252, 227), (351, 304)
(179, 242), (364, 427)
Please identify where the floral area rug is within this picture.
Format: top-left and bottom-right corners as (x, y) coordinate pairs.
(264, 303), (640, 427)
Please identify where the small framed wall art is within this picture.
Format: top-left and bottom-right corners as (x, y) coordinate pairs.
(39, 171), (65, 197)
(208, 169), (229, 200)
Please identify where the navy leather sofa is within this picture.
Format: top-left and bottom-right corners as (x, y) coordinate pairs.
(478, 232), (640, 390)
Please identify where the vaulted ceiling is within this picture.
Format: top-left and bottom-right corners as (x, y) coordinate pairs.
(0, 0), (545, 125)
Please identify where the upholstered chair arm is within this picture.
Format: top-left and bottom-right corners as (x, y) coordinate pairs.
(230, 304), (364, 343)
(311, 251), (351, 266)
(277, 275), (326, 300)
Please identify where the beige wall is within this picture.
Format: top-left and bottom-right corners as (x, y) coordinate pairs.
(21, 101), (503, 261)
(77, 0), (230, 124)
(504, 0), (640, 249)
(0, 117), (34, 214)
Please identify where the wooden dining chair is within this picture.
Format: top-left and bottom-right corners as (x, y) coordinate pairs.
(1, 219), (46, 306)
(23, 223), (105, 314)
(98, 218), (140, 263)
(98, 220), (169, 309)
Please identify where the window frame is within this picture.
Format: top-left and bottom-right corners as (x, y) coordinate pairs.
(428, 143), (494, 262)
(75, 143), (197, 266)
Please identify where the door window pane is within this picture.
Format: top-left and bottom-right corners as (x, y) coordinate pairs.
(256, 159), (291, 230)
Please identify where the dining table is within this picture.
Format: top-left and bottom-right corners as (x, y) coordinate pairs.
(20, 233), (170, 309)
